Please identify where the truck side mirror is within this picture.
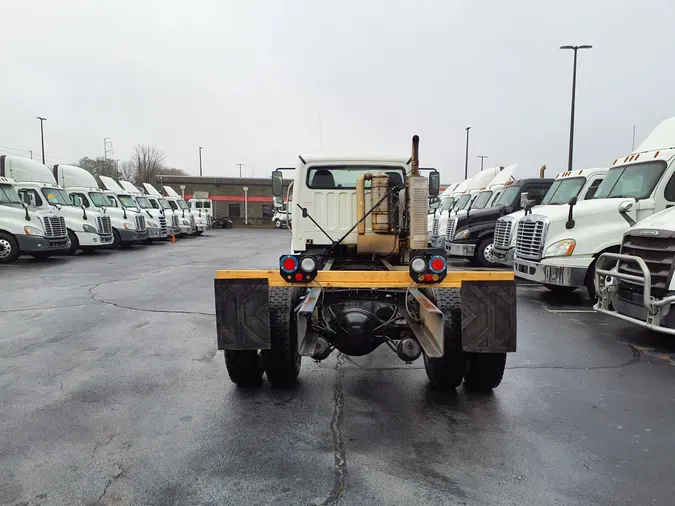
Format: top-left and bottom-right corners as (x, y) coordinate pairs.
(428, 197), (440, 212)
(565, 195), (578, 229)
(568, 196), (578, 206)
(520, 192), (529, 208)
(272, 170), (283, 197)
(428, 170), (440, 197)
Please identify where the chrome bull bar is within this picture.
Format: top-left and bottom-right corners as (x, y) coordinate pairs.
(594, 252), (675, 335)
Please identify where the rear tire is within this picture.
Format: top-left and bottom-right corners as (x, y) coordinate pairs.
(463, 353), (506, 392)
(585, 259), (598, 300)
(67, 229), (79, 255)
(544, 284), (577, 294)
(0, 232), (20, 264)
(262, 287), (302, 386)
(224, 351), (264, 387)
(423, 288), (466, 390)
(274, 219), (282, 229)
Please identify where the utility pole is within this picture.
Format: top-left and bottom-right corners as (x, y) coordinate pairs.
(477, 155), (488, 171)
(464, 127), (471, 179)
(104, 137), (113, 161)
(199, 146), (203, 177)
(560, 44), (593, 172)
(632, 125), (636, 151)
(36, 117), (47, 164)
(237, 163), (244, 178)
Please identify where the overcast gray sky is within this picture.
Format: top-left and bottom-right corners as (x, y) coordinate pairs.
(1, 0), (674, 182)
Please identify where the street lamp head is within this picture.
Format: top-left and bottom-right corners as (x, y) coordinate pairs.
(36, 116), (47, 121)
(559, 45), (575, 50)
(465, 126), (471, 131)
(560, 45), (593, 50)
(578, 45), (593, 49)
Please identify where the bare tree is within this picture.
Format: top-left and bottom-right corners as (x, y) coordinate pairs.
(76, 157), (118, 178)
(119, 161), (136, 181)
(131, 144), (166, 184)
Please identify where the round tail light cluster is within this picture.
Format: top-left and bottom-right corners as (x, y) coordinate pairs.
(409, 249), (447, 283)
(280, 254), (318, 282)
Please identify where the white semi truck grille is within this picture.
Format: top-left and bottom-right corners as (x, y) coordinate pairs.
(159, 215), (167, 234)
(97, 216), (112, 235)
(135, 215), (146, 231)
(516, 219), (546, 260)
(190, 215), (195, 227)
(431, 217), (440, 238)
(172, 215), (179, 227)
(618, 233), (675, 297)
(445, 217), (457, 242)
(494, 219), (512, 249)
(42, 216), (67, 238)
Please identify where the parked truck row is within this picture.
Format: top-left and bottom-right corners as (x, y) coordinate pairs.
(432, 115), (675, 337)
(0, 155), (211, 264)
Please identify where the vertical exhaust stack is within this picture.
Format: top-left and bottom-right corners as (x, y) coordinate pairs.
(539, 164), (547, 178)
(407, 134), (429, 249)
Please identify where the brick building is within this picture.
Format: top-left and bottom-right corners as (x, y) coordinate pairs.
(154, 175), (290, 227)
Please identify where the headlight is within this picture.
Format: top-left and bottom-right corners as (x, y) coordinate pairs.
(123, 222), (136, 230)
(24, 226), (44, 237)
(182, 220), (190, 226)
(147, 221), (157, 228)
(82, 224), (97, 233)
(544, 239), (576, 257)
(454, 229), (470, 241)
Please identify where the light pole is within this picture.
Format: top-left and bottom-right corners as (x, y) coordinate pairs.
(199, 147), (203, 177)
(237, 163), (244, 178)
(477, 155), (488, 171)
(104, 137), (113, 161)
(464, 127), (471, 179)
(560, 44), (592, 172)
(36, 117), (47, 164)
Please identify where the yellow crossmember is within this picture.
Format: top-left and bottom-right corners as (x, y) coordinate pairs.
(215, 269), (513, 288)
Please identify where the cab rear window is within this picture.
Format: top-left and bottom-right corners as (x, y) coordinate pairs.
(307, 166), (405, 189)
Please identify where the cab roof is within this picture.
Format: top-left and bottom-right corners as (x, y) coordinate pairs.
(298, 153), (411, 165)
(554, 167), (607, 179)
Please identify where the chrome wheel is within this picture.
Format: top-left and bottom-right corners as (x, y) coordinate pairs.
(0, 238), (12, 259)
(484, 243), (495, 263)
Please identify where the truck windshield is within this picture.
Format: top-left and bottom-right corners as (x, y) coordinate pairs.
(495, 186), (521, 206)
(306, 166), (405, 189)
(177, 199), (189, 210)
(41, 188), (72, 206)
(454, 194), (471, 210)
(118, 195), (138, 208)
(593, 161), (666, 200)
(440, 197), (455, 211)
(135, 197), (152, 209)
(158, 198), (171, 210)
(0, 184), (22, 204)
(167, 200), (178, 210)
(88, 192), (110, 207)
(470, 190), (493, 210)
(542, 177), (586, 205)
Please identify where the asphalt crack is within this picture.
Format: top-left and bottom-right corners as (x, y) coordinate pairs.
(97, 464), (124, 504)
(321, 353), (347, 506)
(87, 282), (214, 317)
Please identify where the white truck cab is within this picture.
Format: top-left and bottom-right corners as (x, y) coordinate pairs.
(143, 183), (193, 236)
(0, 175), (69, 262)
(187, 194), (213, 222)
(513, 116), (675, 297)
(99, 176), (159, 242)
(594, 206), (675, 335)
(273, 204), (290, 228)
(54, 165), (148, 247)
(3, 155), (113, 254)
(493, 167), (607, 266)
(428, 183), (459, 236)
(430, 167), (501, 250)
(165, 186), (207, 233)
(117, 180), (171, 240)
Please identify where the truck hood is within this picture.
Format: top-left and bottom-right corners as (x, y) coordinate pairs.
(534, 198), (639, 257)
(627, 207), (675, 231)
(455, 205), (514, 230)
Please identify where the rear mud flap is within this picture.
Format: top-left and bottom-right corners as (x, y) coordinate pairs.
(214, 279), (271, 350)
(461, 280), (517, 352)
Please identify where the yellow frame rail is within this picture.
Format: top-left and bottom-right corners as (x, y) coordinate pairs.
(215, 269), (514, 288)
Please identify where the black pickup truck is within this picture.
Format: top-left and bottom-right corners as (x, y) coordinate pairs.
(444, 178), (554, 266)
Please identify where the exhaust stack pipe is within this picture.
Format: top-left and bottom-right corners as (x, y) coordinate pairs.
(411, 135), (420, 176)
(539, 164), (547, 178)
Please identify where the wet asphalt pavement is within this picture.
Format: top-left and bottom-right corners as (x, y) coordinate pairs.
(1, 229), (674, 506)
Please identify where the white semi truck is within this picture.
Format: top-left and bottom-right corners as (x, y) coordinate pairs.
(117, 180), (175, 239)
(54, 165), (148, 247)
(594, 206), (675, 335)
(143, 183), (194, 236)
(513, 116), (675, 297)
(493, 167), (607, 266)
(0, 175), (69, 262)
(429, 167), (501, 250)
(2, 155), (113, 254)
(428, 183), (459, 236)
(99, 176), (161, 242)
(165, 185), (208, 234)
